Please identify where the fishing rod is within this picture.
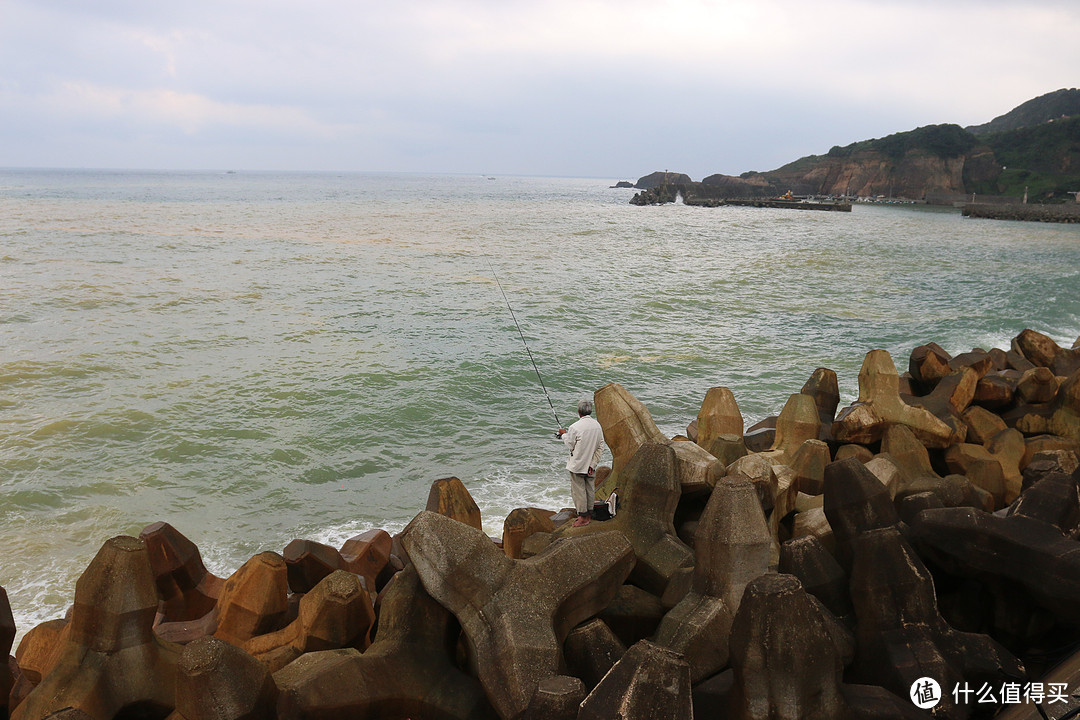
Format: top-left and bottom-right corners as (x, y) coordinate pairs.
(487, 260), (563, 429)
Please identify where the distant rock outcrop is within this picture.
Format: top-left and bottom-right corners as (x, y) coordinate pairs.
(634, 171), (692, 189)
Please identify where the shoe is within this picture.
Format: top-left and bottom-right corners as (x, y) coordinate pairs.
(572, 516), (591, 527)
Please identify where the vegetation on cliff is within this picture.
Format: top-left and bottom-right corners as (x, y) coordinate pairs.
(966, 88), (1080, 136)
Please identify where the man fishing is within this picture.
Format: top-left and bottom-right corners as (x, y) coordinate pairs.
(556, 399), (606, 527)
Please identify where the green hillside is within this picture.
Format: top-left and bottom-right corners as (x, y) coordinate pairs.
(966, 88), (1080, 135)
(824, 124), (979, 161)
(981, 115), (1080, 201)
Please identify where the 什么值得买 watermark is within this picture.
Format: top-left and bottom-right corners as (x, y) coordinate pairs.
(910, 677), (1075, 710)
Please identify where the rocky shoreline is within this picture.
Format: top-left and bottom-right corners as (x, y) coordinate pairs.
(4, 328), (1080, 720)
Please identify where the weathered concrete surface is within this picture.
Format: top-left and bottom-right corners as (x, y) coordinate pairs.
(802, 367), (840, 427)
(908, 471), (1080, 627)
(12, 536), (180, 720)
(426, 476), (483, 530)
(2, 586), (14, 718)
(792, 439), (831, 495)
(654, 477), (772, 683)
(833, 350), (961, 448)
(903, 367), (980, 444)
(174, 636), (277, 720)
(501, 508), (556, 560)
(521, 675), (585, 720)
(554, 442), (693, 595)
(779, 535), (852, 619)
(213, 552), (290, 648)
(578, 640), (693, 720)
(13, 619), (67, 688)
(909, 342), (953, 391)
(696, 386), (744, 448)
(597, 585), (664, 648)
(244, 570), (375, 672)
(139, 522), (223, 623)
(400, 510), (635, 720)
(760, 393), (822, 467)
(1014, 328), (1080, 376)
(594, 382), (667, 477)
(729, 574), (847, 720)
(275, 564), (495, 720)
(595, 382), (720, 498)
(823, 457), (899, 570)
(849, 527), (1025, 719)
(282, 538), (347, 594)
(563, 619), (626, 690)
(338, 528), (393, 592)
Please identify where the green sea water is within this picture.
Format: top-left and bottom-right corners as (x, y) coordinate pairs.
(1, 168), (1078, 640)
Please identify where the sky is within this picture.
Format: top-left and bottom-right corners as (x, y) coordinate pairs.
(1, 0), (1078, 179)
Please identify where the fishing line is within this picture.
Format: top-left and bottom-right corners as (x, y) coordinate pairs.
(487, 260), (562, 429)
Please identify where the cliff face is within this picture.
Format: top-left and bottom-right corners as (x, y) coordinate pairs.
(766, 147), (1000, 198)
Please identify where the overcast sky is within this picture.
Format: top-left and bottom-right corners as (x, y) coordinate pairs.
(1, 0), (1077, 179)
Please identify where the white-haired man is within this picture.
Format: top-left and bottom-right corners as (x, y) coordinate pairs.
(556, 399), (605, 527)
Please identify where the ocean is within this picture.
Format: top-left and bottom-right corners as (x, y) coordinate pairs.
(1, 168), (1078, 641)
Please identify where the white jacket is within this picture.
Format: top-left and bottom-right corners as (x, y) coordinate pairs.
(563, 415), (604, 475)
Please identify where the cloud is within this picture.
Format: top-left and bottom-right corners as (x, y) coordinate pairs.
(1, 0), (1078, 174)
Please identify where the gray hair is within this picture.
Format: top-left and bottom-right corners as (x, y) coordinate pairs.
(578, 399), (594, 416)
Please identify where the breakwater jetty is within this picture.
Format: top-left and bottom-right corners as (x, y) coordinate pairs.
(696, 197), (851, 211)
(4, 328), (1080, 719)
(962, 203), (1080, 223)
(630, 183), (851, 211)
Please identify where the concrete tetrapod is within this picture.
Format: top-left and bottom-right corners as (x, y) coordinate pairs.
(779, 535), (853, 620)
(275, 564), (495, 720)
(213, 552), (290, 648)
(1014, 328), (1080, 377)
(2, 586), (14, 718)
(139, 522), (224, 623)
(801, 367), (841, 428)
(12, 536), (181, 720)
(833, 349), (961, 448)
(594, 382), (720, 498)
(563, 619), (626, 690)
(729, 573), (922, 720)
(902, 367), (980, 446)
(729, 574), (843, 720)
(908, 470), (1080, 629)
(760, 392), (822, 466)
(520, 676), (586, 720)
(400, 510), (636, 720)
(848, 526), (1025, 720)
(552, 442), (693, 596)
(654, 477), (772, 683)
(501, 508), (556, 560)
(822, 457), (900, 571)
(172, 636), (277, 720)
(578, 640), (693, 720)
(243, 570), (375, 672)
(283, 530), (393, 596)
(594, 381), (668, 476)
(695, 386), (744, 449)
(425, 476), (483, 530)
